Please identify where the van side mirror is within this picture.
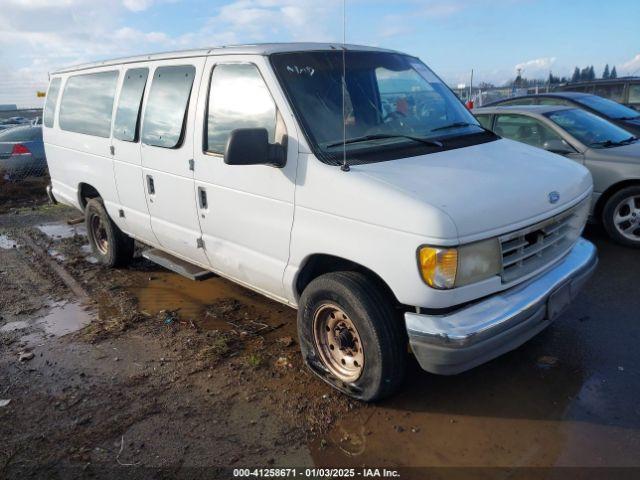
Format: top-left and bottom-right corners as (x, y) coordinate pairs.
(224, 128), (286, 168)
(542, 139), (574, 155)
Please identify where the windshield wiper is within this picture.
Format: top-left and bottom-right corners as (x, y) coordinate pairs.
(590, 136), (637, 148)
(430, 122), (492, 134)
(326, 134), (443, 149)
(617, 116), (640, 121)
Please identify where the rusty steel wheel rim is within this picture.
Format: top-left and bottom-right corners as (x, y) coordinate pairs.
(90, 214), (109, 255)
(312, 303), (364, 382)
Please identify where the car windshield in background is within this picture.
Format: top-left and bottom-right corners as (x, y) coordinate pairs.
(270, 51), (492, 164)
(546, 109), (637, 148)
(577, 95), (640, 120)
(0, 125), (42, 142)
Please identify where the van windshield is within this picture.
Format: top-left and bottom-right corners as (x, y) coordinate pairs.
(270, 51), (495, 165)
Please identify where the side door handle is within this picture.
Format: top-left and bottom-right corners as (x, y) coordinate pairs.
(146, 175), (155, 195)
(198, 187), (208, 210)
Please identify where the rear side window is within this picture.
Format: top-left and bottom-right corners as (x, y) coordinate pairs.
(205, 63), (276, 154)
(0, 126), (41, 142)
(142, 65), (195, 148)
(43, 78), (61, 128)
(114, 68), (149, 142)
(59, 71), (119, 138)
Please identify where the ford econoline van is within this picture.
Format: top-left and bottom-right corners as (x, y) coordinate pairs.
(43, 44), (597, 401)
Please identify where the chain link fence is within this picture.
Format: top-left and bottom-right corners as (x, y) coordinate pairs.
(0, 108), (49, 210)
(0, 172), (50, 212)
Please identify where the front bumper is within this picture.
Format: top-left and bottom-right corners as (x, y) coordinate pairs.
(406, 238), (597, 375)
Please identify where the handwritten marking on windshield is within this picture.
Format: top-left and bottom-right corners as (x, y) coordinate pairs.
(286, 65), (315, 76)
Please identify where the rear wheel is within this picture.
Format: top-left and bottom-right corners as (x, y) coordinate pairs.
(85, 198), (134, 267)
(297, 271), (407, 401)
(602, 186), (640, 248)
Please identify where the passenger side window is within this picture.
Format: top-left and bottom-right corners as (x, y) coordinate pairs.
(59, 71), (119, 137)
(494, 114), (563, 149)
(114, 68), (148, 142)
(205, 63), (277, 154)
(43, 77), (61, 128)
(475, 114), (493, 130)
(142, 65), (195, 149)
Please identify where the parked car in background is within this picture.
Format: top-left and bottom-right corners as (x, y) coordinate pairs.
(43, 43), (596, 401)
(475, 105), (640, 247)
(555, 77), (640, 111)
(0, 116), (31, 132)
(484, 92), (640, 136)
(0, 125), (47, 179)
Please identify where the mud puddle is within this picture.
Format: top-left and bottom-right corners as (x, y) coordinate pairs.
(37, 221), (86, 239)
(129, 271), (296, 334)
(310, 360), (640, 469)
(0, 233), (19, 249)
(1, 301), (93, 344)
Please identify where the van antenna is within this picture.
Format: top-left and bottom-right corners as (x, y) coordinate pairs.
(340, 0), (350, 172)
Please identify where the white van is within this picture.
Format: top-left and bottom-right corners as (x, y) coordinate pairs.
(43, 43), (597, 401)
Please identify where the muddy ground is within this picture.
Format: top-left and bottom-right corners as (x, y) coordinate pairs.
(1, 196), (640, 479)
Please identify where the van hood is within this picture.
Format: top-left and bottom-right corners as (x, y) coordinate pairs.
(356, 138), (592, 243)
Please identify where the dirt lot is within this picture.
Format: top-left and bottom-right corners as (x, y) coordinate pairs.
(1, 196), (640, 479)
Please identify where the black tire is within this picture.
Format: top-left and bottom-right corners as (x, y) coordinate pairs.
(297, 271), (407, 401)
(602, 185), (640, 248)
(85, 198), (134, 267)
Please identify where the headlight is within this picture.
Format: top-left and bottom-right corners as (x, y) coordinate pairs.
(418, 247), (458, 289)
(418, 238), (501, 289)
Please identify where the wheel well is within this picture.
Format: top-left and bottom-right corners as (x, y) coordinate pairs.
(77, 183), (101, 209)
(295, 254), (401, 306)
(594, 180), (640, 221)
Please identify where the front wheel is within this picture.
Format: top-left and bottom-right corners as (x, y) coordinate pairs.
(602, 186), (640, 248)
(85, 198), (134, 267)
(297, 271), (407, 401)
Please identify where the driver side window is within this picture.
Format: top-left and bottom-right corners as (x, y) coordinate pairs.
(494, 114), (563, 149)
(205, 63), (278, 155)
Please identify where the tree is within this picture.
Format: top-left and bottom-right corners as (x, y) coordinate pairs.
(588, 66), (595, 80)
(572, 67), (581, 82)
(602, 64), (610, 79)
(611, 66), (617, 79)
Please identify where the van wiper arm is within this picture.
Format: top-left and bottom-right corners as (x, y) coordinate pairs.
(430, 122), (490, 133)
(326, 134), (443, 148)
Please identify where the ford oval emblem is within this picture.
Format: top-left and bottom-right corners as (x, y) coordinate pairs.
(548, 191), (560, 204)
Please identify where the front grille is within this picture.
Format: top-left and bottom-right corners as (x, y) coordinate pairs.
(499, 199), (588, 284)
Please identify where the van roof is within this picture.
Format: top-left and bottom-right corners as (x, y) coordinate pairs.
(51, 42), (401, 75)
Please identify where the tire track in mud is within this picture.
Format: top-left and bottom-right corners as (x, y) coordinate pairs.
(15, 233), (91, 304)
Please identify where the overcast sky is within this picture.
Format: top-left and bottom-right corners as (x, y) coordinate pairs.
(1, 0), (639, 108)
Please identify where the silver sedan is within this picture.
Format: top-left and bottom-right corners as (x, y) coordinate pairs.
(474, 105), (640, 247)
